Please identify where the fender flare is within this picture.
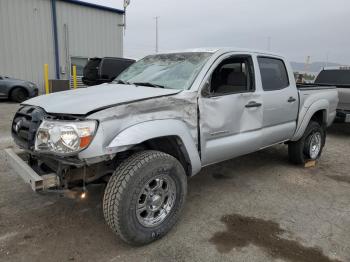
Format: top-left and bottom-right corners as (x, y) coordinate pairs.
(292, 99), (329, 141)
(106, 119), (202, 176)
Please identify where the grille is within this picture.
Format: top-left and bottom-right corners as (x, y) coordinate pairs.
(12, 106), (46, 150)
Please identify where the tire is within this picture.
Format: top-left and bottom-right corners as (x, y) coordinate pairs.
(103, 150), (187, 246)
(10, 87), (28, 103)
(288, 121), (326, 165)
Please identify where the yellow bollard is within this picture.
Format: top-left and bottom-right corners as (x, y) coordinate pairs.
(44, 64), (49, 94)
(72, 65), (77, 89)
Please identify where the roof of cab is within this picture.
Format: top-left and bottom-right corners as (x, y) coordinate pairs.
(157, 47), (285, 58)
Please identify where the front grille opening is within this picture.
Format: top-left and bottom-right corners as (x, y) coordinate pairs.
(12, 106), (45, 150)
(12, 106), (84, 150)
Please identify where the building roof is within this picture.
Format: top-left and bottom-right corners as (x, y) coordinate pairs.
(61, 0), (124, 14)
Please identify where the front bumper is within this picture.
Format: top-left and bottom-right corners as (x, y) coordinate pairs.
(336, 109), (350, 123)
(4, 148), (59, 191)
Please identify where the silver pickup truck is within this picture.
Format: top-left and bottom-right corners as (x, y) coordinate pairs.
(5, 48), (338, 245)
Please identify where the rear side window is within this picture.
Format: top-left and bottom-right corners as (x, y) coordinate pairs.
(258, 57), (289, 91)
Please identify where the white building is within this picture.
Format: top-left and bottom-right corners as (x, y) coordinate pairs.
(0, 0), (124, 91)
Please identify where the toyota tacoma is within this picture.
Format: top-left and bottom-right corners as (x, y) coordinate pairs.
(5, 48), (338, 245)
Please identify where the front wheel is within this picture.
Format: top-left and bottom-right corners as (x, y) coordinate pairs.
(10, 87), (28, 103)
(103, 150), (187, 245)
(288, 121), (325, 165)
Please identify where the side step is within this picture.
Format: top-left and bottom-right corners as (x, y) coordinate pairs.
(4, 148), (59, 192)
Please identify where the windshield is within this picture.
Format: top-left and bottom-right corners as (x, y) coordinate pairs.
(114, 52), (212, 90)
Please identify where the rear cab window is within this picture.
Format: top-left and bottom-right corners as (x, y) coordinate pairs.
(258, 57), (289, 91)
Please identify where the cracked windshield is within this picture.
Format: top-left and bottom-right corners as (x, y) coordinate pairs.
(115, 52), (212, 90)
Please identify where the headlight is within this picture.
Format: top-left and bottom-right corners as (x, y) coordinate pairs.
(35, 119), (97, 155)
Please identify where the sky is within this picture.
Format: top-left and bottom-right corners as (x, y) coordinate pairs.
(84, 0), (350, 64)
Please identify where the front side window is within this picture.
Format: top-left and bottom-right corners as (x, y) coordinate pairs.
(209, 56), (254, 95)
(258, 57), (289, 91)
(115, 52), (212, 90)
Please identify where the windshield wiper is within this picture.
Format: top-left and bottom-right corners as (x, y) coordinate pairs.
(114, 79), (130, 85)
(132, 82), (165, 89)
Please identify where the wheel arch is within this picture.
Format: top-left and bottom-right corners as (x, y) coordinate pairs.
(9, 86), (29, 99)
(106, 119), (202, 176)
(292, 100), (329, 141)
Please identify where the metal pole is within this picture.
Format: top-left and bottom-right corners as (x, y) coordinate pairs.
(44, 64), (50, 94)
(72, 65), (78, 89)
(50, 0), (60, 79)
(155, 16), (159, 53)
(124, 6), (126, 35)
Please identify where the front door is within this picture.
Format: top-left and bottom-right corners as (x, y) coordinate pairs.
(199, 55), (263, 166)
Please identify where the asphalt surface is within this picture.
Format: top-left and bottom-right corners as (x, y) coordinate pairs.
(0, 101), (349, 262)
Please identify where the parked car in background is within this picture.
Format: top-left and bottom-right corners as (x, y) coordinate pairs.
(0, 76), (38, 102)
(82, 57), (135, 86)
(6, 48), (338, 246)
(314, 67), (350, 123)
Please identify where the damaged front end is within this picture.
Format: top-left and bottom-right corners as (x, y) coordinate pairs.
(7, 105), (114, 192)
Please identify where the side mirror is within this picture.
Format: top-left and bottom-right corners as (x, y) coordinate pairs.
(201, 80), (211, 97)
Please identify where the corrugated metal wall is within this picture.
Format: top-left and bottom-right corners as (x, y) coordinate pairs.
(0, 0), (56, 91)
(56, 1), (123, 81)
(0, 0), (123, 93)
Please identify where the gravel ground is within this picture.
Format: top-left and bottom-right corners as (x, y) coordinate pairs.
(0, 101), (349, 262)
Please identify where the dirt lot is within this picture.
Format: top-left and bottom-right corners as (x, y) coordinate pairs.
(0, 101), (349, 262)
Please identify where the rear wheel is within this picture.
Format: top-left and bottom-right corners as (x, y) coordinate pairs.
(103, 150), (187, 245)
(10, 87), (28, 102)
(288, 121), (325, 164)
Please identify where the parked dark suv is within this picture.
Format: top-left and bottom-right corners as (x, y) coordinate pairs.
(0, 76), (38, 102)
(82, 57), (135, 86)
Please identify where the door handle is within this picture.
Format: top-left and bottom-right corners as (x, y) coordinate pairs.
(245, 101), (262, 108)
(288, 97), (296, 103)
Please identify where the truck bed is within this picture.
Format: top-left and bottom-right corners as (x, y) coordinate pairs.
(298, 83), (349, 111)
(296, 83), (337, 90)
(291, 84), (339, 140)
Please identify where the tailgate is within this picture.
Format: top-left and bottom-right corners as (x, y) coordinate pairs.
(338, 88), (350, 111)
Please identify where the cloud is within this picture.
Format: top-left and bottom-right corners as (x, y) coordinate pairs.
(84, 0), (350, 64)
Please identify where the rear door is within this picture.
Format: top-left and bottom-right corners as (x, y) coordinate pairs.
(257, 57), (298, 147)
(199, 54), (263, 165)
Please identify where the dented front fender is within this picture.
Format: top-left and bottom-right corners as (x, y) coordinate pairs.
(106, 119), (202, 176)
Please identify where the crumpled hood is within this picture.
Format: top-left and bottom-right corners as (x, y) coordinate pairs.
(23, 84), (180, 115)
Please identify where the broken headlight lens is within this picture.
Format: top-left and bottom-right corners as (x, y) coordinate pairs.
(35, 119), (97, 155)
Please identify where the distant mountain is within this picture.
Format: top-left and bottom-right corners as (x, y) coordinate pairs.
(291, 61), (341, 74)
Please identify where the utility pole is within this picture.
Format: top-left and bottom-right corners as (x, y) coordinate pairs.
(305, 56), (311, 72)
(326, 51), (330, 68)
(267, 36), (271, 51)
(154, 16), (159, 53)
(120, 0), (130, 35)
